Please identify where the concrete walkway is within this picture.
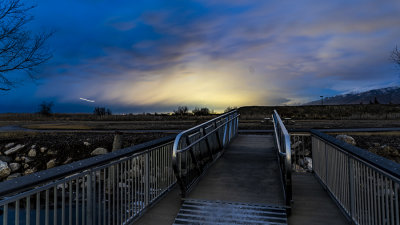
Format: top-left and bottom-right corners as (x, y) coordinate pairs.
(187, 135), (284, 205)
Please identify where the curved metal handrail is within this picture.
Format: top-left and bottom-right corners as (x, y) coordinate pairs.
(172, 110), (239, 197)
(272, 110), (292, 209)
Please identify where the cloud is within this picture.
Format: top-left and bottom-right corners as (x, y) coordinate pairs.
(24, 0), (400, 112)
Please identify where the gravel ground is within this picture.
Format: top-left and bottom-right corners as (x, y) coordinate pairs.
(0, 132), (170, 181)
(352, 135), (400, 164)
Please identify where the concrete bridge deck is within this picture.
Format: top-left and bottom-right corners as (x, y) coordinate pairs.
(135, 135), (349, 225)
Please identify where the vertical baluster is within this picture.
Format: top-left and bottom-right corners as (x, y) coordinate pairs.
(116, 163), (120, 225)
(75, 178), (79, 225)
(26, 195), (31, 225)
(124, 160), (128, 222)
(91, 171), (95, 225)
(98, 170), (101, 225)
(379, 173), (384, 225)
(108, 167), (111, 225)
(385, 177), (390, 225)
(390, 179), (395, 225)
(127, 160), (131, 220)
(82, 176), (85, 225)
(395, 182), (399, 225)
(365, 166), (373, 225)
(36, 192), (40, 225)
(62, 183), (65, 225)
(103, 168), (107, 225)
(15, 200), (20, 225)
(54, 186), (57, 225)
(373, 171), (378, 225)
(3, 204), (8, 225)
(69, 180), (72, 225)
(45, 189), (49, 225)
(356, 161), (360, 223)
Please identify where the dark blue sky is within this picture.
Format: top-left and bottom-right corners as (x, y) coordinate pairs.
(1, 0), (400, 113)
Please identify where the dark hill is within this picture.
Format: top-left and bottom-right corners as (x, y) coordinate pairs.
(306, 86), (400, 105)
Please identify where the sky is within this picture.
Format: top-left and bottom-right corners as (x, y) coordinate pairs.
(1, 0), (400, 113)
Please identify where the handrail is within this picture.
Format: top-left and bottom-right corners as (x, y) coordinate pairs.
(0, 135), (176, 197)
(0, 135), (177, 225)
(272, 110), (292, 209)
(311, 129), (400, 179)
(310, 129), (400, 224)
(172, 110), (239, 197)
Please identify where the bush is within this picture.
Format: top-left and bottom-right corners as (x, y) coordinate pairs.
(173, 106), (189, 116)
(94, 107), (112, 116)
(38, 101), (53, 116)
(192, 107), (210, 116)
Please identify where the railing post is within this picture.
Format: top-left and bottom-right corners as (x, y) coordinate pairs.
(348, 156), (355, 222)
(87, 170), (93, 225)
(145, 153), (150, 205)
(201, 127), (214, 160)
(325, 143), (328, 185)
(223, 117), (228, 147)
(214, 121), (223, 150)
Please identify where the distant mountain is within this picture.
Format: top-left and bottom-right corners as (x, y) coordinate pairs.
(306, 86), (400, 105)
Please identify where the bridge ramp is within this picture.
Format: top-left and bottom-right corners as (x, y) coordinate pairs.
(187, 134), (284, 205)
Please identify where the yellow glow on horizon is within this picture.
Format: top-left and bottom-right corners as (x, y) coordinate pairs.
(101, 60), (267, 110)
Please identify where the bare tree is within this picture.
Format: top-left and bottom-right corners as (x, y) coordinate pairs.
(0, 0), (52, 91)
(38, 101), (53, 116)
(392, 45), (400, 69)
(173, 106), (188, 116)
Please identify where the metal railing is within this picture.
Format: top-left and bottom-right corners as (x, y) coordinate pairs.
(172, 110), (239, 197)
(272, 110), (292, 208)
(0, 135), (176, 225)
(311, 130), (400, 225)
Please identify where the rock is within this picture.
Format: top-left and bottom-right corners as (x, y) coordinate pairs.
(57, 183), (68, 189)
(28, 149), (37, 157)
(9, 163), (21, 172)
(15, 156), (21, 162)
(47, 159), (57, 169)
(47, 150), (57, 156)
(0, 160), (11, 178)
(5, 143), (15, 148)
(0, 155), (12, 163)
(112, 132), (122, 151)
(304, 157), (313, 171)
(63, 157), (73, 165)
(23, 157), (32, 163)
(336, 135), (356, 145)
(23, 163), (29, 169)
(24, 168), (36, 175)
(40, 147), (47, 153)
(91, 147), (108, 156)
(4, 144), (25, 155)
(291, 141), (302, 149)
(6, 173), (21, 180)
(83, 142), (90, 146)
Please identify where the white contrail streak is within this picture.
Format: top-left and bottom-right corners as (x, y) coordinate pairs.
(79, 97), (95, 103)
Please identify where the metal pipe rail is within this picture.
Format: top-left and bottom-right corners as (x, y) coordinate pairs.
(272, 110), (292, 209)
(311, 130), (400, 225)
(0, 135), (177, 225)
(172, 110), (239, 197)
